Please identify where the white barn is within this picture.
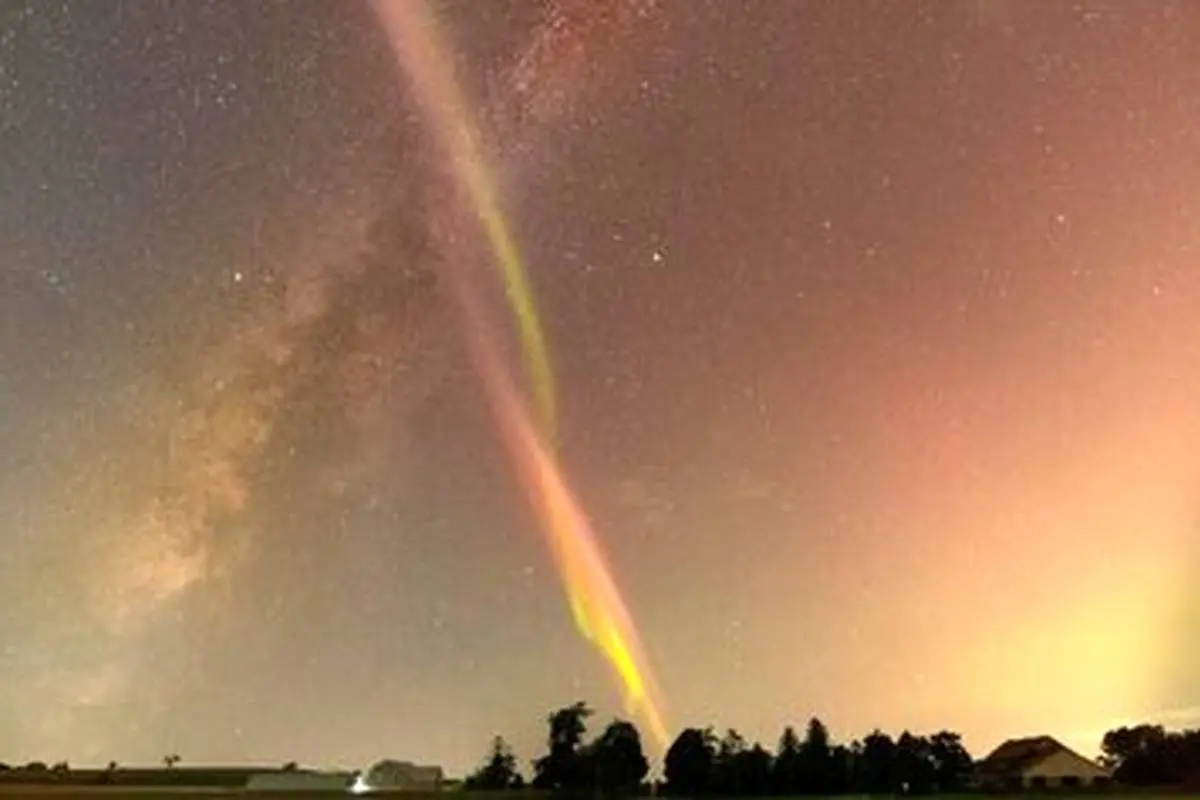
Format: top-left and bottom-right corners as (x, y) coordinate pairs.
(977, 735), (1112, 790)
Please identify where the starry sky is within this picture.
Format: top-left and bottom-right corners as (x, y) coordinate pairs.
(1, 0), (1198, 777)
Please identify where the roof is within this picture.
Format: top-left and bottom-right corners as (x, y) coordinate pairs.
(978, 736), (1080, 777)
(363, 760), (445, 789)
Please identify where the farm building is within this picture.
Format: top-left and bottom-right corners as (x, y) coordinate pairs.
(976, 735), (1112, 790)
(245, 769), (357, 792)
(355, 759), (445, 792)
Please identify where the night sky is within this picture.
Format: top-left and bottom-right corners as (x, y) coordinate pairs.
(1, 0), (1198, 776)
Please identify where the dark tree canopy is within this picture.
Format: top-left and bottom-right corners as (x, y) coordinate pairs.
(532, 701), (595, 791)
(466, 736), (525, 791)
(771, 725), (802, 794)
(928, 731), (975, 792)
(656, 718), (980, 797)
(860, 730), (897, 793)
(799, 717), (835, 794)
(662, 727), (718, 796)
(1101, 725), (1200, 786)
(591, 720), (650, 796)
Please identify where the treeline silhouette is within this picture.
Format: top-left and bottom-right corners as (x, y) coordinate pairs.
(466, 702), (1200, 795)
(466, 701), (974, 795)
(0, 705), (1196, 794)
(1100, 725), (1200, 787)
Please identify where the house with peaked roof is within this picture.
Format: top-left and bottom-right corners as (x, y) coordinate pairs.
(357, 759), (445, 792)
(976, 735), (1112, 790)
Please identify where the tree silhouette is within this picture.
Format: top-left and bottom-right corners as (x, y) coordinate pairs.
(656, 717), (991, 796)
(532, 701), (594, 791)
(860, 730), (897, 793)
(710, 728), (745, 795)
(466, 736), (524, 790)
(734, 743), (774, 795)
(162, 754), (181, 770)
(1100, 724), (1200, 786)
(663, 727), (718, 796)
(828, 743), (854, 794)
(772, 726), (802, 794)
(928, 731), (974, 792)
(895, 731), (935, 793)
(710, 729), (772, 795)
(591, 720), (650, 796)
(800, 717), (834, 794)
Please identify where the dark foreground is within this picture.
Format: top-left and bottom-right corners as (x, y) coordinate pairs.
(2, 796), (1200, 800)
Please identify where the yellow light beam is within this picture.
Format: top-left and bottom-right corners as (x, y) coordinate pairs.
(463, 288), (670, 750)
(371, 0), (670, 750)
(372, 0), (557, 442)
